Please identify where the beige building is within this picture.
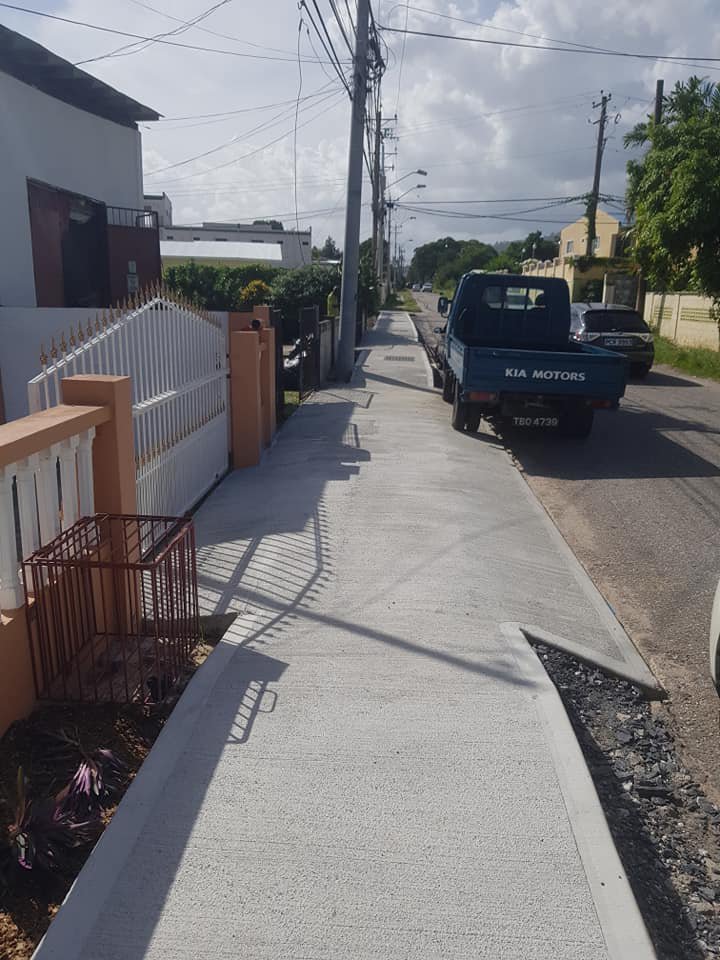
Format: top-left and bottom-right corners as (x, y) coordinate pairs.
(560, 209), (621, 259)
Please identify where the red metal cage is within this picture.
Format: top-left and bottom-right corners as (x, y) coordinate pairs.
(23, 514), (200, 704)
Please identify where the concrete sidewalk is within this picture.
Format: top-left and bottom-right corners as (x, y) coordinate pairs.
(35, 313), (656, 959)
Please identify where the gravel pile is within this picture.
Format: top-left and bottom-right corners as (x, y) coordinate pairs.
(533, 643), (720, 960)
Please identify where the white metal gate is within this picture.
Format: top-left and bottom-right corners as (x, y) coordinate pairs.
(28, 285), (229, 517)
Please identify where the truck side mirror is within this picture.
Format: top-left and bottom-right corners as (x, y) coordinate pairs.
(437, 296), (449, 316)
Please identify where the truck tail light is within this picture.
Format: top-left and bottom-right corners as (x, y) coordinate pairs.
(467, 391), (499, 403)
(575, 331), (601, 342)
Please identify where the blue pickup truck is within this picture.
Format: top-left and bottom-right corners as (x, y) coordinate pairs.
(436, 272), (627, 438)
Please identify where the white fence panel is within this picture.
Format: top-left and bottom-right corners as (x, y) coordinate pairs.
(0, 427), (95, 612)
(28, 286), (229, 518)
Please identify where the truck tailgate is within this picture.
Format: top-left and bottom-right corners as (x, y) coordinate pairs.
(462, 342), (627, 400)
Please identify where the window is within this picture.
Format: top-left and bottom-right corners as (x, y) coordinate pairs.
(302, 241), (309, 246)
(193, 236), (200, 240)
(215, 238), (227, 241)
(583, 310), (649, 333)
(591, 237), (600, 253)
(565, 240), (574, 254)
(166, 234), (174, 239)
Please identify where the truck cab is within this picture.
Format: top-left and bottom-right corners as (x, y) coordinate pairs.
(438, 272), (627, 438)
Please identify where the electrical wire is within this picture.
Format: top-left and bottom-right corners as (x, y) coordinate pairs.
(294, 11), (305, 264)
(76, 0), (237, 65)
(0, 2), (349, 64)
(393, 0), (409, 114)
(122, 0), (303, 57)
(302, 0), (352, 94)
(149, 89), (348, 185)
(379, 22), (720, 71)
(148, 81), (340, 130)
(327, 0), (355, 57)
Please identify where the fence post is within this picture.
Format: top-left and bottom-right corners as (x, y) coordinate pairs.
(229, 332), (263, 468)
(258, 327), (276, 447)
(61, 375), (136, 515)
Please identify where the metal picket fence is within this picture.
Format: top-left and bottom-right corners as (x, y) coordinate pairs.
(28, 284), (229, 518)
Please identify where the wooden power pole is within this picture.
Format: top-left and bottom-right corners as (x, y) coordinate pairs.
(587, 91), (611, 257)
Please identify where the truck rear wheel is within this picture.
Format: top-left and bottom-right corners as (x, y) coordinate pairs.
(451, 383), (467, 431)
(465, 411), (481, 433)
(442, 368), (454, 403)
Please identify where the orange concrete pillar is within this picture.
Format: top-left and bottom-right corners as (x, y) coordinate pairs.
(230, 331), (263, 468)
(61, 375), (137, 515)
(259, 326), (276, 446)
(0, 612), (36, 735)
(228, 305), (271, 334)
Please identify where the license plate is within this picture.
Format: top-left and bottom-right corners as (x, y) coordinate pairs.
(512, 416), (559, 428)
(605, 337), (633, 347)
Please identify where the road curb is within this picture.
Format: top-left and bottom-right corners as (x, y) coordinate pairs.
(501, 622), (658, 960)
(514, 468), (665, 697)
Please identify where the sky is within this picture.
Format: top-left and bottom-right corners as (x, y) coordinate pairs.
(2, 0), (720, 260)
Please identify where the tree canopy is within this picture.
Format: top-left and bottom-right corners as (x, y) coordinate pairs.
(313, 236), (342, 260)
(625, 76), (720, 304)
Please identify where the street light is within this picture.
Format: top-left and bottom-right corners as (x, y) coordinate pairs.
(395, 184), (426, 202)
(388, 169), (428, 188)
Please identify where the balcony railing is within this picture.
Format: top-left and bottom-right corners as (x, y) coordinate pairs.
(107, 206), (158, 230)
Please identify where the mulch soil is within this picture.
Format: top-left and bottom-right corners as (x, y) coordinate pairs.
(0, 638), (216, 960)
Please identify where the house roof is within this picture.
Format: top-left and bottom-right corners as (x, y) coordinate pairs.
(0, 24), (160, 127)
(161, 240), (284, 263)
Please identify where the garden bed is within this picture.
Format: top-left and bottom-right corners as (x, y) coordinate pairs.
(0, 633), (220, 960)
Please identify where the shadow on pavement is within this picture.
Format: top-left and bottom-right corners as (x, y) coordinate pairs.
(504, 405), (720, 481)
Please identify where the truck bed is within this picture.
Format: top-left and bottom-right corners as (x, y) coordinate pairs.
(447, 337), (627, 402)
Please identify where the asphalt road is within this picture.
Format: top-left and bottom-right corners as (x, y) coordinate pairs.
(411, 289), (720, 797)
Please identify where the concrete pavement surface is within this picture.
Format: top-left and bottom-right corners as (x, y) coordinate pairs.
(412, 288), (720, 798)
(34, 313), (656, 960)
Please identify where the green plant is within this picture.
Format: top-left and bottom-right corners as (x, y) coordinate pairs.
(239, 279), (272, 309)
(625, 76), (720, 318)
(41, 728), (126, 814)
(653, 335), (720, 381)
(3, 769), (98, 878)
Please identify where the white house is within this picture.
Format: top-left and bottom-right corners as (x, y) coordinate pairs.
(0, 24), (160, 307)
(161, 221), (312, 270)
(144, 192), (173, 227)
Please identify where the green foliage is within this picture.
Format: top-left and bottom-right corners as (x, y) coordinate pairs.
(407, 237), (466, 284)
(625, 77), (720, 308)
(163, 261), (280, 310)
(653, 335), (720, 378)
(433, 240), (498, 288)
(239, 279), (272, 309)
(313, 235), (342, 260)
(269, 263), (340, 318)
(499, 231), (560, 270)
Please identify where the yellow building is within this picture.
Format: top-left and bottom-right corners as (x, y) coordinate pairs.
(560, 209), (621, 259)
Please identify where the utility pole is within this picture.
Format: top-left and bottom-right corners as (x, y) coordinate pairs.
(336, 0), (370, 381)
(587, 91), (611, 257)
(654, 79), (664, 124)
(386, 200), (393, 291)
(371, 107), (382, 274)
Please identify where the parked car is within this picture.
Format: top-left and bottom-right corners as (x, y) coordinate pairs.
(412, 283), (421, 291)
(570, 303), (654, 377)
(711, 577), (720, 694)
(422, 282), (432, 292)
(435, 273), (627, 438)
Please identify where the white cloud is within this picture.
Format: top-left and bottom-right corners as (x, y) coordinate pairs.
(4, 0), (719, 254)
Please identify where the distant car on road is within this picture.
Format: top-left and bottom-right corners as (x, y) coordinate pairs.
(711, 578), (720, 694)
(570, 303), (654, 378)
(422, 282), (432, 292)
(412, 283), (421, 291)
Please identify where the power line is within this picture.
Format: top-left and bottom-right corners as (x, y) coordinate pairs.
(0, 2), (349, 64)
(378, 22), (720, 70)
(148, 82), (340, 129)
(393, 0), (409, 114)
(302, 0), (352, 94)
(76, 0), (236, 65)
(122, 0), (303, 57)
(293, 13), (306, 264)
(327, 0), (355, 57)
(149, 89), (347, 184)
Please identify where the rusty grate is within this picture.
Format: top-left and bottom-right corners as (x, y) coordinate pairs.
(23, 514), (200, 705)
